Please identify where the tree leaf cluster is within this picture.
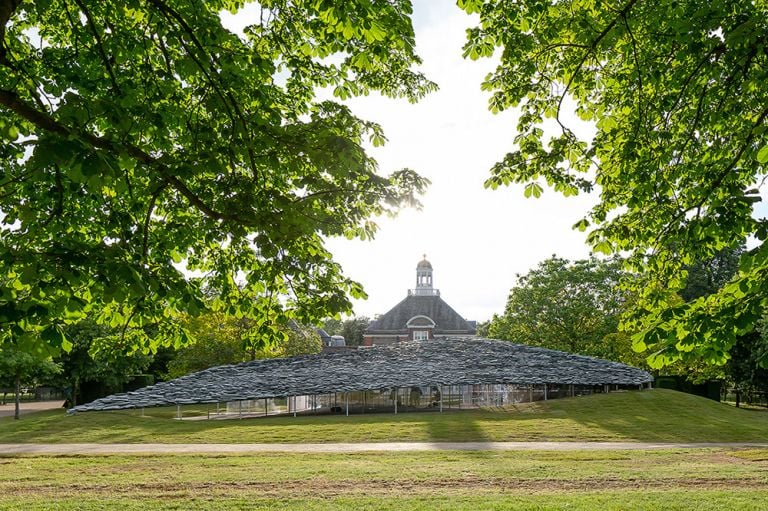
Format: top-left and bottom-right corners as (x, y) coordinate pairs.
(488, 256), (638, 364)
(322, 315), (370, 346)
(166, 312), (321, 378)
(460, 0), (768, 366)
(0, 0), (433, 355)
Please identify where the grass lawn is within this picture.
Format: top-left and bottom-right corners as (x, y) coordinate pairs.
(2, 390), (767, 510)
(1, 449), (767, 510)
(1, 389), (767, 444)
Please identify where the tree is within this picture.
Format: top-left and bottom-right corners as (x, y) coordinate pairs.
(321, 315), (369, 345)
(166, 312), (321, 378)
(281, 323), (322, 357)
(725, 328), (768, 407)
(460, 0), (768, 367)
(340, 316), (370, 346)
(56, 320), (151, 406)
(488, 257), (630, 361)
(0, 0), (433, 356)
(0, 343), (60, 419)
(680, 247), (743, 302)
(678, 248), (767, 400)
(321, 318), (344, 336)
(166, 312), (259, 378)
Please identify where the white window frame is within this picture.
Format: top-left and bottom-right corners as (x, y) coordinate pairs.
(413, 330), (429, 341)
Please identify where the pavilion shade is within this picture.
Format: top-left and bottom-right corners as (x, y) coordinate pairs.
(69, 339), (653, 412)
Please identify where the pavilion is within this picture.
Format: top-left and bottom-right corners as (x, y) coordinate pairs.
(69, 338), (653, 418)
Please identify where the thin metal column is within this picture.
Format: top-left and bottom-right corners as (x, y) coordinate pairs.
(394, 388), (398, 415)
(176, 405), (181, 420)
(345, 392), (349, 416)
(439, 385), (443, 413)
(544, 384), (548, 401)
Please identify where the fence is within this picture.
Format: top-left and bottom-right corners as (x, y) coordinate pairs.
(722, 388), (768, 408)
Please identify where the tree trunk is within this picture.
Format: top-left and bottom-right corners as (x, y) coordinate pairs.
(14, 375), (20, 420)
(72, 378), (79, 407)
(735, 388), (741, 408)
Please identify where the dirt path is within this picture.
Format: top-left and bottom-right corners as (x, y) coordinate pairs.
(1, 441), (766, 455)
(0, 401), (64, 418)
(6, 476), (767, 498)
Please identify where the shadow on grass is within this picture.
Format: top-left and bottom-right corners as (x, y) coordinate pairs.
(3, 389), (767, 444)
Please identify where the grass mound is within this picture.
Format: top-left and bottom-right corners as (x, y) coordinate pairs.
(0, 389), (766, 444)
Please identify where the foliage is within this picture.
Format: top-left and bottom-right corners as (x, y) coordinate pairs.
(321, 318), (344, 336)
(475, 320), (490, 338)
(488, 257), (633, 362)
(0, 0), (434, 357)
(680, 247), (743, 302)
(0, 344), (60, 389)
(724, 326), (768, 402)
(55, 320), (151, 406)
(0, 342), (60, 418)
(166, 312), (253, 378)
(281, 322), (322, 357)
(461, 0), (768, 367)
(342, 316), (370, 346)
(166, 313), (321, 378)
(321, 315), (369, 346)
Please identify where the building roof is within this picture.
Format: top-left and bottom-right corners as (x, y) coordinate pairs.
(417, 256), (432, 270)
(366, 294), (474, 333)
(68, 338), (653, 412)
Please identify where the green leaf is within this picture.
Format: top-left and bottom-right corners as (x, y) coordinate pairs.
(523, 182), (543, 198)
(592, 241), (613, 255)
(757, 145), (768, 164)
(572, 219), (590, 232)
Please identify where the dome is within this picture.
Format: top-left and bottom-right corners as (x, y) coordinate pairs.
(417, 255), (432, 270)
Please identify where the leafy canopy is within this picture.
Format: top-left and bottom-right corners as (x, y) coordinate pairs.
(488, 257), (639, 364)
(0, 0), (434, 355)
(166, 313), (320, 379)
(461, 0), (768, 366)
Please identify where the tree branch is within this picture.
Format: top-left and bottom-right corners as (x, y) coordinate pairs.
(71, 0), (122, 94)
(142, 182), (168, 261)
(0, 87), (258, 227)
(0, 0), (20, 65)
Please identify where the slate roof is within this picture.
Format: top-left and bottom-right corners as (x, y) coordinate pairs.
(69, 338), (653, 412)
(367, 295), (475, 333)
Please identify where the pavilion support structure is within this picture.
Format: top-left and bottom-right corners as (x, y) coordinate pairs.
(394, 388), (398, 414)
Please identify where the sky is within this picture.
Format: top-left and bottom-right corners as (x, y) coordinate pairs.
(222, 2), (768, 323)
(319, 3), (597, 323)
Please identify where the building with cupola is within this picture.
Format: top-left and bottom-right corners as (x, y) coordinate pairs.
(363, 256), (476, 346)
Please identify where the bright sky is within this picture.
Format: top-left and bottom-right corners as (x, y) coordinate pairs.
(322, 3), (597, 323)
(220, 4), (768, 323)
